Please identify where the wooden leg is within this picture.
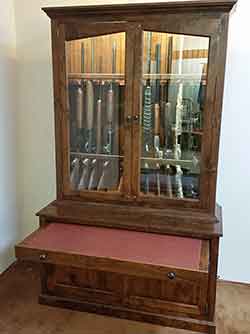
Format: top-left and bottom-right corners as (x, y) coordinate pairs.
(208, 325), (216, 334)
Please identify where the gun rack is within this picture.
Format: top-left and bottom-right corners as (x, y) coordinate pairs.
(15, 1), (237, 334)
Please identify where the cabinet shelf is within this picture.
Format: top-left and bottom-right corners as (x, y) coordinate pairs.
(68, 73), (207, 82)
(141, 156), (199, 173)
(143, 73), (207, 81)
(71, 152), (124, 160)
(68, 73), (125, 80)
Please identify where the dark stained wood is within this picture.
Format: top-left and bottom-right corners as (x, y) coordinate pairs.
(36, 200), (223, 239)
(122, 25), (137, 197)
(42, 1), (237, 19)
(200, 240), (210, 271)
(141, 12), (222, 37)
(131, 25), (143, 196)
(49, 0), (234, 214)
(206, 14), (230, 213)
(65, 22), (130, 41)
(199, 13), (230, 213)
(207, 238), (220, 321)
(41, 264), (208, 319)
(51, 20), (63, 199)
(39, 294), (216, 333)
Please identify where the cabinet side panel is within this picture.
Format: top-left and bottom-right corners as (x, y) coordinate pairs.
(51, 20), (63, 199)
(200, 13), (229, 212)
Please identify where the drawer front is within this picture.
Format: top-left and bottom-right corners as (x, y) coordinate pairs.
(42, 264), (208, 319)
(125, 271), (208, 318)
(44, 264), (124, 307)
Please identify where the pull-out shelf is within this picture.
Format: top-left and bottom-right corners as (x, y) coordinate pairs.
(15, 223), (213, 333)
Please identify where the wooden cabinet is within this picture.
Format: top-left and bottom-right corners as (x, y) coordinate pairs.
(15, 1), (237, 333)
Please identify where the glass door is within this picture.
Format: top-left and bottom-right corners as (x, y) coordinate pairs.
(140, 31), (209, 200)
(65, 32), (129, 196)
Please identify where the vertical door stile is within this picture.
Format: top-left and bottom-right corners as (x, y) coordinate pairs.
(123, 26), (136, 198)
(58, 23), (71, 195)
(199, 34), (218, 212)
(51, 20), (63, 200)
(131, 25), (143, 198)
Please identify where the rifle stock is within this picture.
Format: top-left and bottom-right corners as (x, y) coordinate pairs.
(78, 158), (91, 190)
(70, 158), (81, 190)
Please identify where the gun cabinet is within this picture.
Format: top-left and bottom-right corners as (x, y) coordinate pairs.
(15, 1), (237, 333)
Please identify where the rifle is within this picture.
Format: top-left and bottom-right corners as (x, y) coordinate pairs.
(156, 163), (161, 196)
(165, 164), (173, 198)
(173, 36), (184, 159)
(166, 36), (173, 102)
(69, 44), (85, 188)
(84, 40), (95, 154)
(79, 40), (95, 190)
(76, 83), (84, 133)
(88, 159), (97, 190)
(173, 35), (185, 198)
(88, 58), (103, 190)
(99, 42), (118, 191)
(142, 32), (153, 154)
(78, 158), (91, 190)
(97, 160), (110, 190)
(153, 43), (162, 159)
(163, 35), (173, 156)
(70, 157), (81, 190)
(175, 165), (184, 199)
(144, 162), (150, 194)
(164, 102), (172, 156)
(104, 42), (116, 155)
(81, 42), (85, 74)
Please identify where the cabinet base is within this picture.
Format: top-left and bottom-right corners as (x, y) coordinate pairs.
(39, 294), (216, 334)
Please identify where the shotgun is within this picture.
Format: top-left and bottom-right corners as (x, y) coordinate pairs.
(173, 36), (184, 198)
(99, 42), (118, 190)
(78, 158), (91, 190)
(69, 43), (85, 188)
(79, 40), (95, 190)
(84, 40), (95, 154)
(104, 42), (116, 155)
(143, 32), (153, 154)
(153, 43), (162, 159)
(70, 157), (81, 190)
(88, 62), (103, 190)
(165, 164), (173, 198)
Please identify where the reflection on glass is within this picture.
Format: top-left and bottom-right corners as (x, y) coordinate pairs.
(66, 33), (125, 192)
(141, 31), (209, 199)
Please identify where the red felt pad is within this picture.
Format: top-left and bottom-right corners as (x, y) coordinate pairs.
(24, 223), (202, 270)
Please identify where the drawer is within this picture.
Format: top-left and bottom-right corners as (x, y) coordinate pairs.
(15, 223), (209, 318)
(125, 269), (208, 318)
(44, 264), (124, 307)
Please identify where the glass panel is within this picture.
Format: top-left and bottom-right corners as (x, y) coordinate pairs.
(65, 33), (125, 192)
(141, 31), (209, 199)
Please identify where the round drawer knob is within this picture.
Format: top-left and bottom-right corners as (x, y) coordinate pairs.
(39, 254), (47, 261)
(126, 115), (132, 123)
(133, 115), (140, 123)
(167, 272), (176, 280)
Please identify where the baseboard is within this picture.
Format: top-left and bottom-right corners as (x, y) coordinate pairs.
(0, 260), (18, 278)
(218, 279), (250, 288)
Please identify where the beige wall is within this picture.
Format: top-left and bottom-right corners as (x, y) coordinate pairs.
(0, 0), (18, 272)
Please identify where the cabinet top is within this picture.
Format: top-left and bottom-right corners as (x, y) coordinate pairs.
(42, 0), (237, 18)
